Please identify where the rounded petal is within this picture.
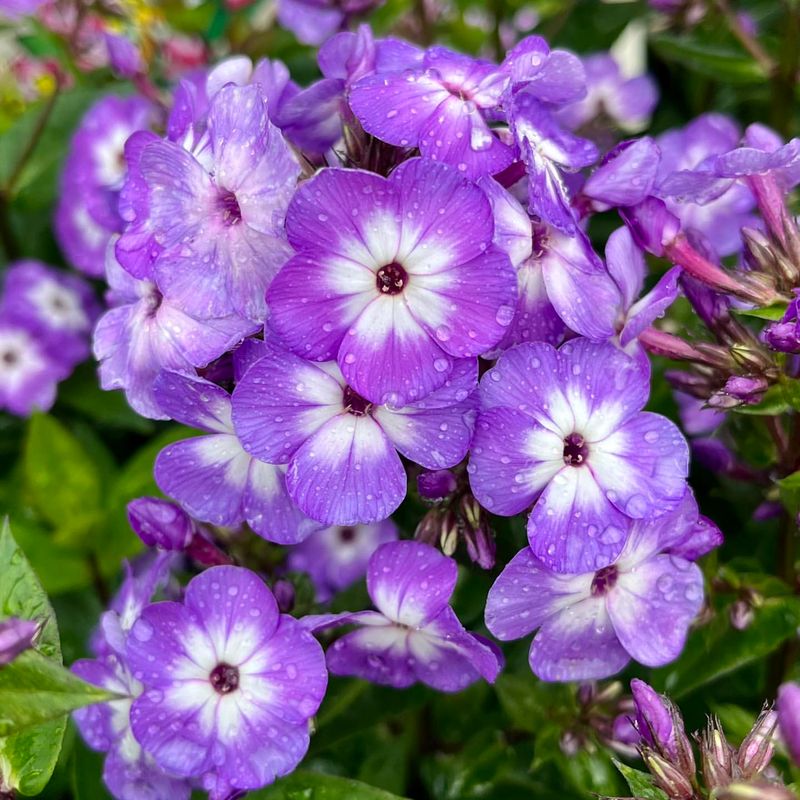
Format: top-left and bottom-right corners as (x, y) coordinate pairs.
(326, 624), (416, 688)
(468, 407), (563, 516)
(286, 414), (405, 526)
(527, 465), (630, 574)
(529, 597), (630, 681)
(485, 546), (592, 641)
(367, 540), (457, 627)
(590, 412), (689, 519)
(607, 555), (703, 667)
(153, 371), (233, 433)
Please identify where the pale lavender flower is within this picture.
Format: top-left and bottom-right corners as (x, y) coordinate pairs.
(0, 618), (38, 665)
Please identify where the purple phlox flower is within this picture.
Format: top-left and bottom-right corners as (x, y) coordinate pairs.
(579, 137), (661, 214)
(557, 53), (658, 133)
(349, 46), (515, 180)
(73, 553), (190, 800)
(305, 540), (502, 691)
(765, 290), (800, 354)
(153, 369), (320, 544)
(0, 0), (46, 19)
(0, 259), (99, 367)
(0, 320), (68, 416)
(469, 338), (690, 573)
(0, 617), (39, 665)
(230, 340), (478, 526)
(654, 114), (757, 257)
(93, 242), (255, 419)
(127, 496), (232, 566)
(604, 226), (682, 349)
(56, 95), (156, 277)
(778, 682), (800, 765)
(125, 565), (327, 799)
(485, 492), (715, 681)
(286, 519), (399, 602)
(277, 0), (384, 46)
(266, 157), (517, 406)
(117, 83), (300, 322)
(508, 90), (598, 232)
(105, 32), (145, 79)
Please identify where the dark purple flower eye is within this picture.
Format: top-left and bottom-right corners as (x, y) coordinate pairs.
(376, 262), (408, 295)
(209, 663), (240, 694)
(590, 564), (618, 595)
(217, 190), (243, 226)
(343, 385), (373, 416)
(562, 432), (588, 466)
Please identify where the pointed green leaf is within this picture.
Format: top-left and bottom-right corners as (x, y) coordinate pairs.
(249, 770), (410, 799)
(613, 760), (669, 800)
(0, 650), (115, 737)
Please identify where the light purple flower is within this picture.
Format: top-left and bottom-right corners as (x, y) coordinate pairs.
(56, 95), (156, 277)
(778, 682), (800, 765)
(349, 47), (514, 180)
(307, 541), (502, 692)
(0, 618), (38, 665)
(286, 519), (398, 603)
(126, 565), (327, 799)
(287, 519), (398, 602)
(655, 114), (756, 257)
(469, 339), (690, 573)
(105, 32), (144, 78)
(0, 259), (98, 367)
(765, 291), (800, 354)
(630, 678), (682, 758)
(267, 157), (517, 406)
(557, 53), (658, 133)
(485, 494), (717, 680)
(0, 321), (67, 416)
(153, 370), (319, 544)
(231, 341), (477, 526)
(118, 83), (299, 322)
(94, 242), (253, 419)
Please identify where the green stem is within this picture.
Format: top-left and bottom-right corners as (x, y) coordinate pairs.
(770, 0), (800, 137)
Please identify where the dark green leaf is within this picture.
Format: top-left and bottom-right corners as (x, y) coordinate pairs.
(651, 35), (767, 84)
(735, 303), (788, 321)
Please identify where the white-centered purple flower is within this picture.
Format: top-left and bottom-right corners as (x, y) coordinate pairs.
(93, 242), (254, 419)
(231, 341), (478, 526)
(0, 259), (98, 367)
(349, 47), (514, 179)
(306, 541), (502, 692)
(55, 95), (156, 277)
(125, 566), (328, 799)
(267, 157), (517, 406)
(286, 519), (398, 602)
(485, 494), (720, 681)
(468, 339), (690, 573)
(120, 83), (299, 323)
(153, 370), (319, 544)
(0, 321), (68, 416)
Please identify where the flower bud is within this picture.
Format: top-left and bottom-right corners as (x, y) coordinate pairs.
(764, 321), (800, 354)
(439, 509), (459, 556)
(128, 497), (194, 551)
(272, 580), (295, 614)
(729, 599), (755, 630)
(631, 679), (679, 759)
(700, 717), (734, 791)
(642, 749), (695, 800)
(460, 495), (495, 569)
(737, 707), (777, 777)
(0, 617), (38, 666)
(417, 469), (458, 502)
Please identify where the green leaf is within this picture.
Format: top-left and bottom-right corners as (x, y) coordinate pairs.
(0, 518), (65, 794)
(495, 672), (574, 733)
(0, 650), (114, 738)
(651, 35), (767, 84)
(656, 597), (800, 697)
(613, 760), (669, 800)
(735, 303), (788, 321)
(249, 770), (410, 799)
(23, 414), (103, 545)
(781, 378), (800, 412)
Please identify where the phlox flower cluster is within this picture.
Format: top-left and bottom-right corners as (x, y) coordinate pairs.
(55, 13), (800, 799)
